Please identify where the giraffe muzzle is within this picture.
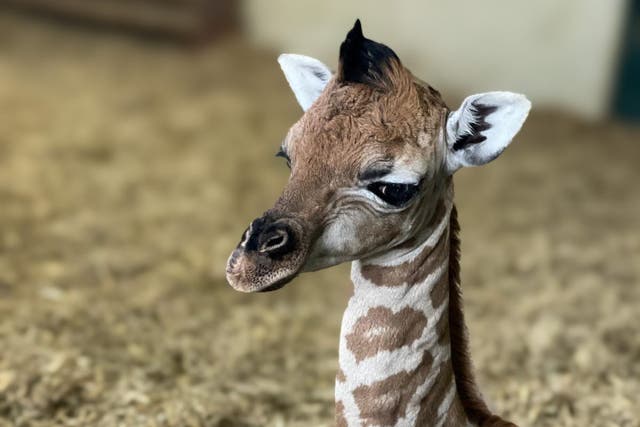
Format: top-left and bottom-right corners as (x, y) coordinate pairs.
(226, 214), (309, 292)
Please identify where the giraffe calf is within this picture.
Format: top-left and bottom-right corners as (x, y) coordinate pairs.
(227, 20), (530, 427)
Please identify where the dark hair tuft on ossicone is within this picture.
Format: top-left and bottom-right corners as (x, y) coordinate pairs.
(338, 19), (400, 89)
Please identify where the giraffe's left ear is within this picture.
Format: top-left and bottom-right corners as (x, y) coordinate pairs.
(278, 54), (332, 111)
(445, 92), (531, 174)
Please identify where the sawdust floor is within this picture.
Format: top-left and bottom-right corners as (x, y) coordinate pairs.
(0, 11), (639, 427)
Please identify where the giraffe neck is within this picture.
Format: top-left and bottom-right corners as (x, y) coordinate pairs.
(334, 196), (473, 427)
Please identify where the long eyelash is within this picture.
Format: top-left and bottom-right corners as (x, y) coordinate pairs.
(275, 147), (291, 168)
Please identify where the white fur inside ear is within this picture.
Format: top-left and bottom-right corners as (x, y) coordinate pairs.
(278, 54), (332, 111)
(446, 91), (531, 174)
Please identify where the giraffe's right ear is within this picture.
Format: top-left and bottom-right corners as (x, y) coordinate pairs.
(278, 54), (332, 111)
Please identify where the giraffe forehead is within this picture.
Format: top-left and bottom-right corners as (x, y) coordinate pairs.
(288, 114), (431, 179)
(285, 82), (444, 178)
(289, 130), (434, 189)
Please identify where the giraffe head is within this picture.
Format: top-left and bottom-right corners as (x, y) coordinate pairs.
(226, 20), (530, 292)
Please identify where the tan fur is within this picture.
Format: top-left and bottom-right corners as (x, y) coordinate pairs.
(336, 401), (348, 427)
(281, 60), (441, 214)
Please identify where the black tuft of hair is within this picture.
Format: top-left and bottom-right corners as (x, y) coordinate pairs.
(338, 19), (399, 88)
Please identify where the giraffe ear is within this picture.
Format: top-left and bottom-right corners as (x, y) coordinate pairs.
(445, 92), (531, 174)
(278, 54), (332, 111)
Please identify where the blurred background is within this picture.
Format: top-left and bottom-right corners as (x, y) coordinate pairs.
(0, 1), (638, 426)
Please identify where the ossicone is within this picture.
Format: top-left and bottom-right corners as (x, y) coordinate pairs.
(338, 19), (400, 90)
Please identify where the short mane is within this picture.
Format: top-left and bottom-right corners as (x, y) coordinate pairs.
(448, 205), (517, 427)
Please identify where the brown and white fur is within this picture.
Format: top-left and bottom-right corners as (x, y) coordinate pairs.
(226, 20), (530, 427)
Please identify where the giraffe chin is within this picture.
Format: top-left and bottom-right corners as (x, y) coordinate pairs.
(226, 269), (298, 293)
(256, 277), (294, 293)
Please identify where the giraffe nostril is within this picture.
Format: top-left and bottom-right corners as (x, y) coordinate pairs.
(241, 215), (298, 258)
(259, 229), (288, 253)
(255, 223), (297, 259)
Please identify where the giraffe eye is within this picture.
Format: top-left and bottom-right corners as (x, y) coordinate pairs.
(367, 182), (420, 207)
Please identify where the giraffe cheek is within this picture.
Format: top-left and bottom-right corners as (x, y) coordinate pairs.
(303, 217), (366, 271)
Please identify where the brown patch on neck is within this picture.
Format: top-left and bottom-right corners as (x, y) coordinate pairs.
(345, 306), (428, 363)
(448, 205), (518, 427)
(335, 401), (348, 427)
(415, 363), (455, 424)
(360, 233), (448, 287)
(352, 350), (434, 426)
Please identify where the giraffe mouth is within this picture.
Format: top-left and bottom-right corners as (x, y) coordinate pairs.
(256, 278), (291, 292)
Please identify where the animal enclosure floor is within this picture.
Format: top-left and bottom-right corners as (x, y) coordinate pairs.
(0, 11), (639, 427)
